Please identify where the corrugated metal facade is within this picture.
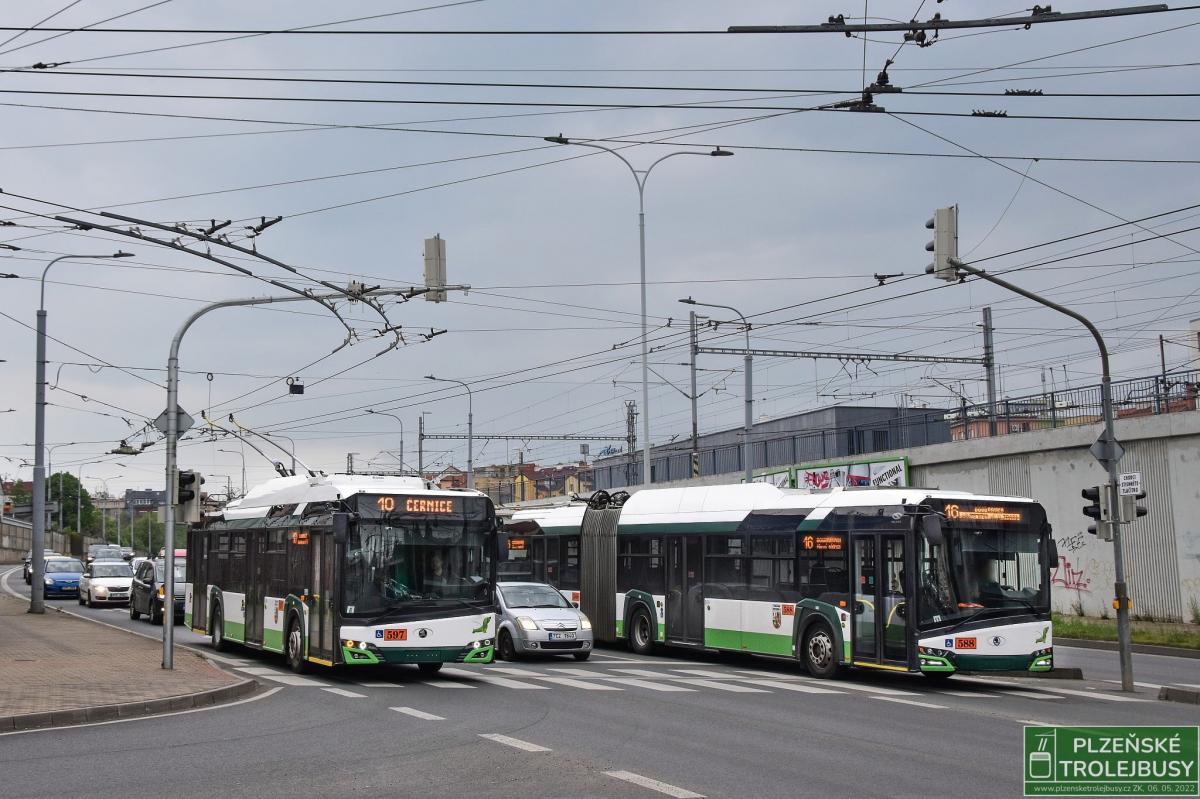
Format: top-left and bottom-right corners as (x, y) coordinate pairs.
(1119, 439), (1182, 621)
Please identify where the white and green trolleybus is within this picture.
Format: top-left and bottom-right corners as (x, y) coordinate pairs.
(504, 483), (1056, 679)
(185, 473), (498, 673)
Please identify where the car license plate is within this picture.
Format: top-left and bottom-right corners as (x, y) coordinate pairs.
(548, 632), (576, 641)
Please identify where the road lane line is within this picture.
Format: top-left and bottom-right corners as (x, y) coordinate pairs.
(235, 667), (328, 687)
(604, 770), (705, 798)
(531, 675), (623, 691)
(937, 690), (1001, 698)
(673, 669), (742, 679)
(613, 668), (677, 678)
(441, 667), (549, 689)
(1017, 719), (1056, 726)
(1102, 679), (1165, 689)
(737, 678), (844, 694)
(813, 681), (918, 697)
(872, 696), (947, 709)
(356, 682), (405, 688)
(423, 680), (474, 688)
(601, 677), (697, 692)
(391, 707), (445, 721)
(323, 687), (366, 698)
(997, 689), (1064, 700)
(479, 733), (551, 752)
(1008, 685), (1146, 703)
(675, 679), (769, 693)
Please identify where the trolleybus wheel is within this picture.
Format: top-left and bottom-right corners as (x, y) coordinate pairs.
(629, 607), (655, 656)
(498, 630), (517, 661)
(211, 604), (231, 652)
(418, 662), (443, 675)
(285, 616), (308, 674)
(803, 622), (839, 679)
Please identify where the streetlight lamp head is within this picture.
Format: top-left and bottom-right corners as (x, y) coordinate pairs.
(544, 134), (570, 144)
(424, 374), (437, 380)
(710, 147), (734, 157)
(679, 297), (696, 305)
(112, 251), (135, 258)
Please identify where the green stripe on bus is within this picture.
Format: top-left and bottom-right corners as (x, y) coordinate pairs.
(263, 628), (284, 653)
(703, 627), (792, 657)
(224, 619), (246, 643)
(619, 521), (743, 535)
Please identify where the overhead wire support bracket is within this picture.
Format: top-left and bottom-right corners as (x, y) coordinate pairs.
(694, 345), (987, 366)
(727, 4), (1169, 33)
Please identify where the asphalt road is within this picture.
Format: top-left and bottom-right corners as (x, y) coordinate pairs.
(4, 567), (1197, 799)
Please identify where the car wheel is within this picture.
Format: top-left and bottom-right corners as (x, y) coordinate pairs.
(150, 600), (163, 626)
(628, 606), (655, 656)
(211, 604), (230, 652)
(802, 622), (840, 679)
(417, 662), (443, 675)
(498, 630), (518, 661)
(129, 601), (140, 620)
(87, 592), (96, 608)
(285, 616), (308, 674)
(77, 592), (85, 605)
(572, 652), (591, 662)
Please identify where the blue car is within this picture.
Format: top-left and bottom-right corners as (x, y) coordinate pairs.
(43, 557), (86, 597)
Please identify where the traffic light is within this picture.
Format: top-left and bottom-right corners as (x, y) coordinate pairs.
(177, 469), (205, 524)
(2, 499), (11, 515)
(1119, 490), (1148, 524)
(1082, 485), (1112, 540)
(925, 205), (959, 281)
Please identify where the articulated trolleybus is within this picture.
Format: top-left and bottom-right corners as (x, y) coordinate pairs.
(505, 483), (1055, 679)
(186, 474), (498, 673)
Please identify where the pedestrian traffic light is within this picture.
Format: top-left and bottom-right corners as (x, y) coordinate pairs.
(924, 205), (959, 281)
(176, 469), (205, 524)
(1119, 490), (1148, 524)
(1082, 485), (1112, 540)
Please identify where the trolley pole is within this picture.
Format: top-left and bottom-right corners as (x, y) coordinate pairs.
(948, 257), (1134, 691)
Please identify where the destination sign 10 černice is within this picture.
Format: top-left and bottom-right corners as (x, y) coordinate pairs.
(944, 504), (1024, 523)
(375, 496), (456, 514)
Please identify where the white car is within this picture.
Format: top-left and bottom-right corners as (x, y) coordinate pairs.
(79, 559), (134, 607)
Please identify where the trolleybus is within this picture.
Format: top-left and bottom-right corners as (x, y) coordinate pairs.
(503, 483), (1055, 679)
(186, 473), (498, 673)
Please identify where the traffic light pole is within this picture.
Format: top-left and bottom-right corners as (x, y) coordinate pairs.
(949, 257), (1134, 691)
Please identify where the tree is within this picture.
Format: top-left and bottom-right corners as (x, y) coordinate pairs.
(9, 479), (31, 505)
(128, 513), (167, 556)
(46, 471), (96, 534)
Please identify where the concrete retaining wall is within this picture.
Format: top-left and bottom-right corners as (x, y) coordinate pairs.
(1, 517), (105, 562)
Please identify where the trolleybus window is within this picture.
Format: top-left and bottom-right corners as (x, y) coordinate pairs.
(342, 495), (493, 617)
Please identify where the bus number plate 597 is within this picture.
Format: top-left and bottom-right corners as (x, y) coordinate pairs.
(383, 629), (407, 641)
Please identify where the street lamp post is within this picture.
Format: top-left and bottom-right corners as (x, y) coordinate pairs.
(218, 448), (246, 496)
(95, 476), (122, 544)
(425, 376), (472, 489)
(366, 409), (405, 472)
(30, 252), (132, 613)
(265, 433), (297, 474)
(544, 136), (732, 488)
(46, 441), (76, 532)
(680, 298), (754, 483)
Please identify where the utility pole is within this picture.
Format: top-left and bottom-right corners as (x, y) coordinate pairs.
(1158, 334), (1169, 413)
(689, 310), (700, 477)
(983, 307), (998, 437)
(418, 413), (425, 478)
(346, 452), (357, 474)
(625, 400), (638, 487)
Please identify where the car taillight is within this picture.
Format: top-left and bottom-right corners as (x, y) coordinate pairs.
(157, 585), (165, 599)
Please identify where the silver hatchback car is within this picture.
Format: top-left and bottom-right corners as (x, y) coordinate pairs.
(496, 581), (594, 661)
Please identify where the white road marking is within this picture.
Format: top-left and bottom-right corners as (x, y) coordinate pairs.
(614, 668), (678, 679)
(391, 706), (444, 721)
(872, 696), (947, 710)
(202, 653), (254, 666)
(423, 680), (474, 688)
(479, 733), (551, 752)
(937, 690), (1001, 698)
(0, 687), (283, 737)
(1102, 679), (1165, 689)
(441, 667), (549, 690)
(812, 681), (919, 697)
(1017, 719), (1055, 726)
(601, 677), (697, 692)
(235, 667), (328, 687)
(604, 770), (705, 799)
(737, 678), (844, 694)
(997, 689), (1064, 700)
(322, 687), (366, 698)
(1011, 685), (1146, 703)
(674, 679), (769, 693)
(356, 682), (405, 688)
(531, 675), (623, 691)
(673, 669), (741, 679)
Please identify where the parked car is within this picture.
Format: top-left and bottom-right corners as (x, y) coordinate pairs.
(22, 550), (62, 584)
(78, 560), (134, 607)
(41, 557), (86, 598)
(495, 581), (593, 661)
(85, 545), (124, 564)
(129, 558), (186, 624)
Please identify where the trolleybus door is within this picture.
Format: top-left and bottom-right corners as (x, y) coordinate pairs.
(192, 530), (209, 630)
(665, 536), (703, 643)
(245, 536), (263, 646)
(850, 534), (912, 668)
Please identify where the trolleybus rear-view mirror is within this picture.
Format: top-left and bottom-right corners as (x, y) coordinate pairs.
(333, 512), (349, 545)
(920, 514), (944, 546)
(1047, 536), (1059, 565)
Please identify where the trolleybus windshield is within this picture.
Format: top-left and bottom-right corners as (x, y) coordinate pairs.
(918, 503), (1049, 626)
(342, 494), (494, 617)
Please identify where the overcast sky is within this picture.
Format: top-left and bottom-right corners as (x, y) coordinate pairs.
(2, 1), (1198, 499)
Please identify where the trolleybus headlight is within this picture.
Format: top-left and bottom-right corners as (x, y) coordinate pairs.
(578, 614), (592, 630)
(517, 616), (539, 632)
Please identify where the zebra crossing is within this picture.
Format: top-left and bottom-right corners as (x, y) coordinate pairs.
(206, 651), (1146, 706)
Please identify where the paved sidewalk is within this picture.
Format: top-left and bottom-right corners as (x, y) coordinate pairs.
(0, 593), (251, 727)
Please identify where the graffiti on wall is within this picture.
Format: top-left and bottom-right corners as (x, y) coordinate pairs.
(1055, 533), (1087, 555)
(1051, 555), (1091, 592)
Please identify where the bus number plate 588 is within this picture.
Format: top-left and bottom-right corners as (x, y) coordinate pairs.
(383, 629), (407, 641)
